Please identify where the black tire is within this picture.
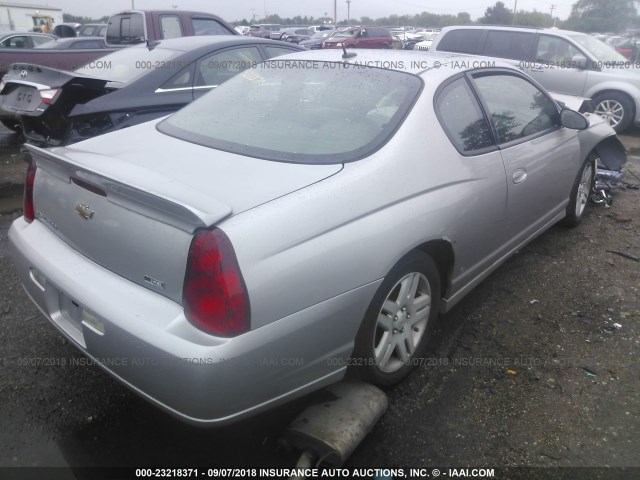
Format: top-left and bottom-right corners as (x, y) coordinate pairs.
(1, 119), (22, 133)
(350, 251), (441, 387)
(563, 155), (596, 227)
(592, 92), (634, 133)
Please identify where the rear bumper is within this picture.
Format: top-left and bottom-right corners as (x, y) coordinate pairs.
(9, 217), (376, 426)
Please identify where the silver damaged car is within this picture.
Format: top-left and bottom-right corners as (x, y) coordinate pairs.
(9, 50), (625, 425)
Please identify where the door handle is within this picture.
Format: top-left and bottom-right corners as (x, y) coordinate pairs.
(513, 169), (527, 184)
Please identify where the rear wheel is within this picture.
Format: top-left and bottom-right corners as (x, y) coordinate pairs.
(350, 251), (440, 387)
(563, 156), (595, 227)
(593, 92), (634, 133)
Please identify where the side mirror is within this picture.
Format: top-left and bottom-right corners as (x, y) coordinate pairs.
(560, 109), (589, 130)
(571, 54), (588, 70)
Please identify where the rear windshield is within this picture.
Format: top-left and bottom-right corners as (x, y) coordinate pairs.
(158, 60), (422, 164)
(106, 13), (145, 45)
(75, 46), (181, 83)
(333, 30), (358, 38)
(310, 31), (334, 40)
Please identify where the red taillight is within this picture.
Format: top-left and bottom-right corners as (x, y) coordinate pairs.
(183, 228), (250, 336)
(23, 160), (36, 222)
(39, 88), (61, 104)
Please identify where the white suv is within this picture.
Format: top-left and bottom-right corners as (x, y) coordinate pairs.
(431, 26), (640, 132)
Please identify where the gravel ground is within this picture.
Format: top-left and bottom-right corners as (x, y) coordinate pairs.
(0, 125), (639, 479)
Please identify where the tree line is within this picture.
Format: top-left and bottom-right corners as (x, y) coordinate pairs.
(63, 1), (640, 34)
(478, 0), (638, 32)
(238, 0), (639, 34)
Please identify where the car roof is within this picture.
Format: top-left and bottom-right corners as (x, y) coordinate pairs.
(272, 49), (514, 79)
(135, 34), (299, 52)
(439, 25), (587, 37)
(39, 37), (105, 47)
(111, 10), (219, 15)
(0, 32), (54, 38)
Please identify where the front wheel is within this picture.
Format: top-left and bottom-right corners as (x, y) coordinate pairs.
(593, 92), (634, 133)
(350, 251), (440, 387)
(563, 156), (595, 227)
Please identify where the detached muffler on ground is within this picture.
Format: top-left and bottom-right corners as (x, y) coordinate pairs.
(284, 379), (388, 477)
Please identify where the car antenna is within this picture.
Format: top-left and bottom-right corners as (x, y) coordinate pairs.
(146, 39), (160, 50)
(342, 45), (356, 59)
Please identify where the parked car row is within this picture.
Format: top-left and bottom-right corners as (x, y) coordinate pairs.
(592, 33), (640, 61)
(299, 29), (338, 49)
(239, 23), (396, 48)
(322, 26), (392, 49)
(0, 25), (108, 49)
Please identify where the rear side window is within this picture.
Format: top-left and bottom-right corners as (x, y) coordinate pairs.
(32, 35), (53, 46)
(161, 65), (194, 90)
(370, 28), (389, 37)
(79, 25), (97, 36)
(2, 36), (27, 47)
(437, 29), (484, 54)
(106, 13), (145, 45)
(435, 78), (494, 154)
(484, 30), (534, 61)
(160, 15), (183, 39)
(473, 73), (560, 144)
(192, 18), (234, 35)
(263, 45), (302, 58)
(535, 35), (583, 66)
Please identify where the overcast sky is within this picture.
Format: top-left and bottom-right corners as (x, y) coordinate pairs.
(21, 0), (575, 22)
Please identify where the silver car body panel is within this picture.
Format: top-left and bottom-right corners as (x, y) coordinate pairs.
(10, 217), (379, 423)
(9, 50), (621, 424)
(26, 139), (341, 304)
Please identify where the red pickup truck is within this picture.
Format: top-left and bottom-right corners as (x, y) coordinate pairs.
(0, 10), (237, 75)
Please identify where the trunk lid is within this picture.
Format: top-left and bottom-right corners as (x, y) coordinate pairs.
(1, 64), (116, 143)
(28, 122), (342, 303)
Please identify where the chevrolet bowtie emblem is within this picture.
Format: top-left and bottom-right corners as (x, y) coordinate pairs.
(75, 203), (94, 220)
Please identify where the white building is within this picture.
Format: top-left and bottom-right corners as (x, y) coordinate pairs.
(0, 2), (63, 33)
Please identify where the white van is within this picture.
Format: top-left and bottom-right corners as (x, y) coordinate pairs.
(431, 26), (640, 132)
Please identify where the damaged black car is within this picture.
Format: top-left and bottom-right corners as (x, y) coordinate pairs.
(0, 35), (302, 146)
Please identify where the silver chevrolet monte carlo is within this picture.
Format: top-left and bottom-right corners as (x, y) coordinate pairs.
(9, 50), (625, 425)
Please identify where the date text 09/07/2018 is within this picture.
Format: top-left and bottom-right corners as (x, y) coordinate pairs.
(134, 467), (496, 478)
